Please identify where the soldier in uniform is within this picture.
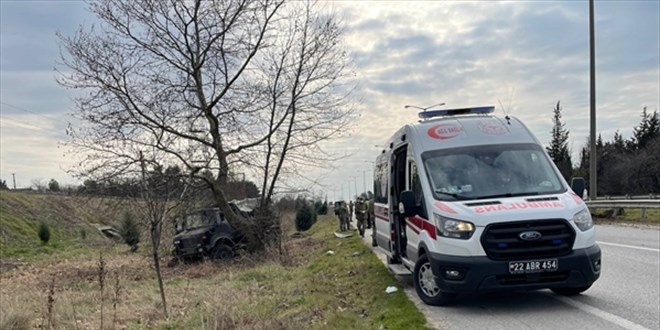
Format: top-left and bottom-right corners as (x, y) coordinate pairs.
(370, 198), (377, 246)
(348, 200), (354, 223)
(354, 197), (368, 237)
(335, 201), (350, 232)
(366, 198), (374, 229)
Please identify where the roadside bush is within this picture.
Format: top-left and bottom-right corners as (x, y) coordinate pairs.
(0, 312), (31, 330)
(38, 222), (50, 244)
(119, 211), (140, 252)
(316, 200), (328, 215)
(295, 203), (316, 232)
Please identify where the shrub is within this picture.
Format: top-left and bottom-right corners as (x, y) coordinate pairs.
(315, 200), (328, 215)
(0, 312), (31, 330)
(48, 178), (60, 192)
(295, 203), (315, 232)
(119, 211), (140, 252)
(38, 222), (50, 244)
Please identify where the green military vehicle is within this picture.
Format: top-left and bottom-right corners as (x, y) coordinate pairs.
(172, 207), (246, 261)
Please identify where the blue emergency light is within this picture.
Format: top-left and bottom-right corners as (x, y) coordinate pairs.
(418, 106), (495, 120)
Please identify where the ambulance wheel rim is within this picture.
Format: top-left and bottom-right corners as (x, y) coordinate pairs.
(418, 263), (440, 297)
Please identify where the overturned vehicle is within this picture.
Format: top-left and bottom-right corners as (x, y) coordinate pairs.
(172, 203), (254, 261)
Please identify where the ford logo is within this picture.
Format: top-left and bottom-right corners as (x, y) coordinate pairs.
(519, 231), (542, 241)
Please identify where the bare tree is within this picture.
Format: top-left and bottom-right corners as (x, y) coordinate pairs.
(31, 178), (48, 192)
(58, 0), (356, 249)
(136, 151), (184, 318)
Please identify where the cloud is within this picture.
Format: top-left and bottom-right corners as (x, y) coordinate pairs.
(305, 1), (659, 194)
(1, 71), (73, 115)
(0, 114), (78, 188)
(0, 1), (658, 195)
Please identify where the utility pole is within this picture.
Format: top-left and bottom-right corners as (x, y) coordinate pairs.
(11, 173), (16, 189)
(350, 175), (358, 199)
(347, 180), (352, 201)
(589, 0), (597, 200)
(359, 170), (367, 197)
(364, 161), (375, 197)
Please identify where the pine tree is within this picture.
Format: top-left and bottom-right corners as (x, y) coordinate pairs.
(612, 130), (626, 151)
(38, 222), (51, 244)
(631, 107), (660, 149)
(546, 101), (573, 180)
(120, 211), (140, 252)
(295, 203), (315, 232)
(573, 139), (590, 183)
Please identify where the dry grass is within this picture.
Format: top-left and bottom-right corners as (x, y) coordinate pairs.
(592, 207), (660, 227)
(1, 212), (429, 330)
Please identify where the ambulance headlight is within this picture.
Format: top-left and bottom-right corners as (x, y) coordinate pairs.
(435, 214), (475, 239)
(573, 209), (593, 231)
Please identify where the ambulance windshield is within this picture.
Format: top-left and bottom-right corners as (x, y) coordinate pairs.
(422, 143), (564, 201)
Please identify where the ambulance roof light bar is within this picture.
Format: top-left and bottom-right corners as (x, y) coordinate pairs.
(404, 102), (446, 111)
(418, 106), (495, 120)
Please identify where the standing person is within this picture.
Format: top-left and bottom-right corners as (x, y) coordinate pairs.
(335, 201), (349, 232)
(354, 197), (368, 237)
(366, 198), (374, 229)
(348, 200), (354, 223)
(370, 199), (377, 246)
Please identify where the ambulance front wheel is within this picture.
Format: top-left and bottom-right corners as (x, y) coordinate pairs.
(413, 254), (456, 306)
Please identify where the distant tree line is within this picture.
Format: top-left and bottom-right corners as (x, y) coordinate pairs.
(8, 165), (259, 203)
(73, 165), (260, 201)
(548, 103), (659, 196)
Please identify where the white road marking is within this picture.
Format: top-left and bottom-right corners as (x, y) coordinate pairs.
(597, 241), (660, 252)
(552, 295), (651, 330)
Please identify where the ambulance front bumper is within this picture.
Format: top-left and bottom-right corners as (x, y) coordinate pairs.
(428, 244), (601, 294)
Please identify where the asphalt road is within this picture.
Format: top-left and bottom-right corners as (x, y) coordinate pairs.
(354, 222), (660, 330)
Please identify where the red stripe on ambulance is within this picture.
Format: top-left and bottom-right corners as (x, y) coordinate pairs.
(434, 201), (458, 214)
(406, 216), (437, 240)
(473, 201), (564, 214)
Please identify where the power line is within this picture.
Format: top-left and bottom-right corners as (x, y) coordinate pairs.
(0, 101), (71, 125)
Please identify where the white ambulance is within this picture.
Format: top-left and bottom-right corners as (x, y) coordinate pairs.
(373, 106), (601, 305)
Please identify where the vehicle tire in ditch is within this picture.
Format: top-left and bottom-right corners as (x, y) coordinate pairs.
(551, 285), (592, 296)
(413, 254), (456, 306)
(211, 244), (234, 260)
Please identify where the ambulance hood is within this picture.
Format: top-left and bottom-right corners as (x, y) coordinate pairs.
(432, 192), (585, 227)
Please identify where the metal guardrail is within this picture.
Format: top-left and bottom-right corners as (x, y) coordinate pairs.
(585, 199), (660, 209)
(596, 194), (658, 200)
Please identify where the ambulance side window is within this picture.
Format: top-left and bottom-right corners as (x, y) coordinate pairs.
(374, 162), (388, 203)
(409, 163), (428, 219)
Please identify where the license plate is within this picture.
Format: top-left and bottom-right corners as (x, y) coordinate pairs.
(509, 259), (558, 274)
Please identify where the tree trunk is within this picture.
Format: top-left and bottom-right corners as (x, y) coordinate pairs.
(151, 227), (168, 318)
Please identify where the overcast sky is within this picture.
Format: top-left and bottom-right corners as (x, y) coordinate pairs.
(1, 1), (658, 198)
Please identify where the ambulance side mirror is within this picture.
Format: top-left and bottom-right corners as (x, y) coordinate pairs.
(571, 177), (586, 198)
(399, 190), (417, 217)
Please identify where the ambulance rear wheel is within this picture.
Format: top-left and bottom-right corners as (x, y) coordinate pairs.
(413, 254), (456, 306)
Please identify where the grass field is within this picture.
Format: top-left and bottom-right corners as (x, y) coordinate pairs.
(591, 207), (660, 226)
(5, 190), (655, 329)
(0, 212), (430, 330)
(0, 191), (141, 262)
